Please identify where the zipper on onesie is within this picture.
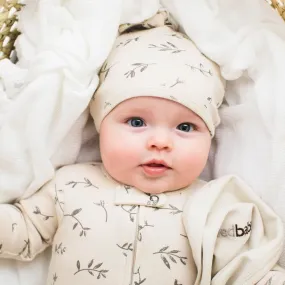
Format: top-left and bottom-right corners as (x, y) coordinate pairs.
(129, 205), (140, 285)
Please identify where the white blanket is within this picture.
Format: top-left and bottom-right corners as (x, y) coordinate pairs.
(0, 0), (285, 284)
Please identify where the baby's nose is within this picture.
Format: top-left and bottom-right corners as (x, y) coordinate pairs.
(146, 129), (173, 151)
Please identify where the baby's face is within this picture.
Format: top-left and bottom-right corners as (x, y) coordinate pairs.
(100, 97), (211, 194)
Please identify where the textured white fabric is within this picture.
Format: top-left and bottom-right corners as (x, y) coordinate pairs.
(184, 175), (284, 285)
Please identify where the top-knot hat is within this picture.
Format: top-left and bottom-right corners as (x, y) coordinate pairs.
(90, 24), (225, 137)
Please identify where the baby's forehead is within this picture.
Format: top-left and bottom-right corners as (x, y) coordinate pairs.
(114, 96), (182, 109)
(113, 96), (203, 120)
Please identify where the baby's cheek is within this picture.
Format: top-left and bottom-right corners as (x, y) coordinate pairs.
(180, 145), (209, 174)
(102, 138), (140, 171)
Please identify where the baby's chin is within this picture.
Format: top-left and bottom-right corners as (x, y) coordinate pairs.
(113, 172), (195, 194)
(132, 181), (184, 195)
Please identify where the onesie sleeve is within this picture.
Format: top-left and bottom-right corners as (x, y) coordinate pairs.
(0, 176), (63, 261)
(183, 175), (284, 285)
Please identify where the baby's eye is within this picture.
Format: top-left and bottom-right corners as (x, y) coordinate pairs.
(177, 122), (195, 132)
(127, 117), (145, 127)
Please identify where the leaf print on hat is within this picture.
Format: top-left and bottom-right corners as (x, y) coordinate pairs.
(185, 63), (213, 77)
(124, 63), (156, 78)
(74, 259), (109, 279)
(104, 101), (112, 109)
(99, 62), (117, 80)
(161, 78), (184, 89)
(174, 279), (182, 285)
(148, 42), (185, 53)
(12, 223), (17, 232)
(116, 37), (140, 48)
(167, 32), (189, 40)
(169, 95), (178, 101)
(169, 78), (184, 88)
(153, 246), (187, 269)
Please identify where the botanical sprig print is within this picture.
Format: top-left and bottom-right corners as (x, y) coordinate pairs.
(64, 208), (90, 237)
(149, 42), (185, 53)
(168, 33), (188, 40)
(121, 205), (138, 222)
(54, 184), (64, 213)
(124, 185), (131, 193)
(204, 97), (213, 109)
(185, 63), (213, 77)
(18, 239), (31, 258)
(12, 223), (17, 232)
(116, 36), (139, 48)
(169, 78), (184, 88)
(153, 246), (187, 269)
(124, 63), (155, 78)
(117, 242), (133, 257)
(94, 200), (108, 222)
(164, 204), (183, 215)
(169, 95), (178, 101)
(104, 101), (112, 109)
(133, 267), (146, 285)
(52, 273), (58, 285)
(161, 78), (184, 90)
(138, 221), (154, 242)
(54, 242), (66, 255)
(66, 177), (98, 189)
(99, 62), (117, 80)
(33, 206), (54, 221)
(74, 260), (109, 279)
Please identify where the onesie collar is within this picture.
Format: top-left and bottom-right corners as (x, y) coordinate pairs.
(99, 164), (167, 208)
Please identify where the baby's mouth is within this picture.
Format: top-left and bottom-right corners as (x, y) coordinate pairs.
(141, 161), (171, 176)
(145, 163), (168, 167)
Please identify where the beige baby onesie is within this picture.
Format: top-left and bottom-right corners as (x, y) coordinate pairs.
(0, 163), (284, 285)
(0, 163), (202, 285)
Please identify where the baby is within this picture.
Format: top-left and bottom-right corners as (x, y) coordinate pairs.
(0, 14), (285, 285)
